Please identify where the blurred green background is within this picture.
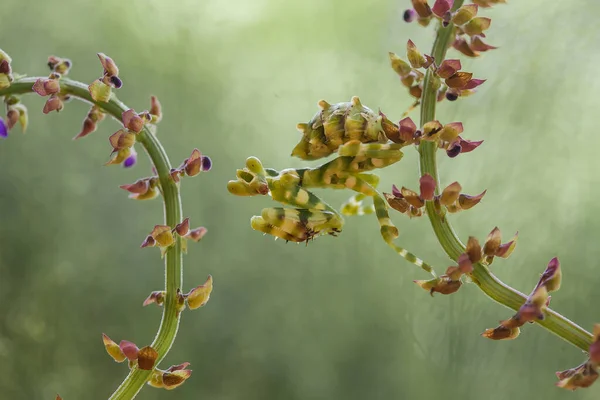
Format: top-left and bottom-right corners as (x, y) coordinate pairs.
(1, 0), (599, 399)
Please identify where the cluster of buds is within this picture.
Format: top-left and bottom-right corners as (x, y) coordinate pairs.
(31, 56), (72, 115)
(385, 174), (486, 218)
(404, 1), (499, 58)
(387, 116), (483, 158)
(415, 230), (517, 296)
(141, 218), (208, 255)
(482, 258), (559, 341)
(2, 95), (28, 138)
(555, 326), (600, 390)
(435, 58), (485, 101)
(102, 334), (159, 370)
(105, 108), (150, 167)
(170, 148), (212, 183)
(143, 275), (213, 312)
(88, 53), (122, 103)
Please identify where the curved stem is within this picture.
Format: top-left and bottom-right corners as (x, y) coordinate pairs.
(0, 78), (183, 399)
(416, 7), (593, 351)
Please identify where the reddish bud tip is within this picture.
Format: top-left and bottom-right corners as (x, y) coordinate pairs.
(458, 137), (483, 153)
(186, 226), (208, 242)
(419, 174), (436, 201)
(143, 290), (165, 307)
(138, 346), (159, 370)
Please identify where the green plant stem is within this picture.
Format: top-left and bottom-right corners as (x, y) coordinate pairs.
(0, 78), (183, 399)
(416, 9), (593, 350)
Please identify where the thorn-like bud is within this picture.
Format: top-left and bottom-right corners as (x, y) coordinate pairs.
(537, 257), (562, 293)
(138, 346), (159, 370)
(88, 79), (112, 102)
(175, 218), (190, 236)
(440, 181), (461, 205)
(406, 40), (427, 69)
(481, 325), (520, 340)
(465, 236), (482, 263)
(458, 137), (483, 153)
(102, 333), (127, 362)
(415, 277), (461, 296)
(42, 96), (63, 114)
(458, 190), (486, 210)
(452, 4), (478, 25)
(150, 95), (162, 123)
(97, 53), (119, 77)
(186, 275), (213, 310)
(419, 174), (436, 201)
(143, 290), (166, 307)
(119, 340), (140, 362)
(140, 235), (156, 248)
(470, 35), (497, 52)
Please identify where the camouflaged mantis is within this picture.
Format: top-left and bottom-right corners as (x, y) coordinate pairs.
(227, 96), (435, 276)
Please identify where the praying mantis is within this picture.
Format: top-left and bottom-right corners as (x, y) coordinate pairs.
(227, 96), (435, 276)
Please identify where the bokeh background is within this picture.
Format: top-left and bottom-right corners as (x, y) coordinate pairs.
(1, 0), (599, 399)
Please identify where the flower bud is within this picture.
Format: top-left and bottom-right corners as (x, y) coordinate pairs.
(419, 174), (436, 201)
(400, 186), (424, 208)
(120, 177), (159, 200)
(465, 236), (482, 263)
(458, 190), (486, 210)
(47, 56), (72, 75)
(440, 181), (461, 205)
(42, 96), (63, 114)
(123, 147), (137, 168)
(149, 225), (175, 248)
(445, 72), (473, 89)
(470, 36), (497, 52)
(150, 95), (162, 123)
(463, 17), (492, 36)
(483, 227), (501, 256)
(406, 40), (427, 69)
(388, 52), (412, 77)
(411, 0), (432, 18)
(88, 79), (112, 102)
(175, 218), (190, 236)
(384, 192), (411, 214)
(436, 59), (461, 79)
(102, 333), (127, 362)
(432, 0), (452, 18)
(439, 122), (464, 142)
(452, 36), (479, 57)
(143, 290), (166, 307)
(33, 78), (60, 96)
(537, 257), (561, 293)
(555, 362), (598, 390)
(109, 129), (136, 151)
(481, 325), (520, 340)
(122, 109), (145, 133)
(119, 340), (139, 362)
(451, 4), (478, 25)
(414, 277), (461, 296)
(403, 9), (417, 23)
(186, 275), (213, 309)
(97, 53), (119, 76)
(137, 346), (159, 370)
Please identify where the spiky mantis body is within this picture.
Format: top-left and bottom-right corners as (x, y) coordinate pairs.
(228, 97), (435, 276)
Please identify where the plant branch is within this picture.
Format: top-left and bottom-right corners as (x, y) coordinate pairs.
(0, 77), (183, 399)
(416, 5), (593, 351)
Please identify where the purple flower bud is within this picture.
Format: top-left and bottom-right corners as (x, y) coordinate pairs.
(445, 91), (459, 101)
(123, 148), (137, 168)
(0, 117), (7, 138)
(446, 143), (462, 158)
(403, 9), (417, 23)
(110, 75), (123, 89)
(201, 155), (212, 171)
